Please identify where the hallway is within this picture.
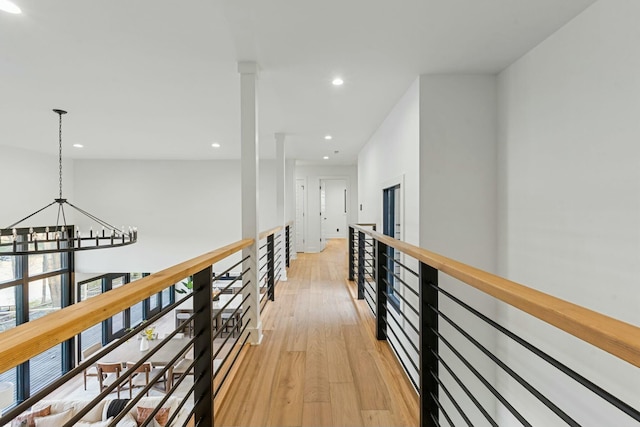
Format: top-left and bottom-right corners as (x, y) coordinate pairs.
(216, 239), (419, 426)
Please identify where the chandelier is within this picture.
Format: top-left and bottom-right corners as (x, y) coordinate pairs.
(0, 109), (137, 255)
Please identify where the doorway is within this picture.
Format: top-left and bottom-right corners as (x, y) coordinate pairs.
(320, 179), (348, 244)
(295, 179), (306, 252)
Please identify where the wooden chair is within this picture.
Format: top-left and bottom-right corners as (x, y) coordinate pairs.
(126, 362), (152, 398)
(169, 357), (194, 391)
(82, 342), (102, 390)
(97, 362), (124, 398)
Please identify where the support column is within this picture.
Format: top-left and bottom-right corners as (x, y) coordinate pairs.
(239, 61), (262, 345)
(276, 132), (288, 281)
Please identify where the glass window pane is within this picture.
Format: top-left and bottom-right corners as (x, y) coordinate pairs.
(112, 311), (124, 331)
(111, 276), (124, 289)
(130, 302), (143, 326)
(28, 276), (62, 321)
(30, 344), (62, 394)
(0, 255), (19, 283)
(81, 324), (102, 353)
(149, 294), (159, 311)
(161, 287), (171, 308)
(28, 253), (63, 277)
(79, 279), (102, 301)
(0, 286), (16, 333)
(0, 367), (17, 411)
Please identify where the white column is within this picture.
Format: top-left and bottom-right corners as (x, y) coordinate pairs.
(238, 61), (262, 345)
(275, 133), (288, 281)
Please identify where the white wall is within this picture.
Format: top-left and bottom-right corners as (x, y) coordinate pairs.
(497, 0), (640, 424)
(358, 78), (420, 245)
(420, 74), (499, 423)
(73, 159), (279, 273)
(295, 164), (358, 252)
(0, 145), (75, 229)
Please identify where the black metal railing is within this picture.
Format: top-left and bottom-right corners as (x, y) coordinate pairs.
(348, 224), (640, 427)
(0, 226), (293, 427)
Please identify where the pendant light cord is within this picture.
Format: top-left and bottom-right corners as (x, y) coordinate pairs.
(58, 111), (63, 200)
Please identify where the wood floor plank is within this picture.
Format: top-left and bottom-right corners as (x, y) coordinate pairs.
(267, 351), (306, 426)
(329, 382), (364, 427)
(302, 402), (334, 427)
(304, 321), (330, 402)
(361, 410), (396, 427)
(343, 324), (390, 410)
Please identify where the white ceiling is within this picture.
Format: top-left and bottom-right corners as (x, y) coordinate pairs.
(0, 0), (596, 165)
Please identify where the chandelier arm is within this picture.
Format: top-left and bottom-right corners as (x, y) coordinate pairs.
(64, 201), (123, 233)
(5, 201), (58, 229)
(59, 202), (68, 229)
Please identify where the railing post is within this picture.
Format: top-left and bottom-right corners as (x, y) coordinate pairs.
(419, 262), (439, 427)
(267, 234), (275, 301)
(192, 265), (214, 427)
(285, 225), (290, 268)
(375, 240), (388, 340)
(348, 226), (355, 281)
(357, 231), (365, 300)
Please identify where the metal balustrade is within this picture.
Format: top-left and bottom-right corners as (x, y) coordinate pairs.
(348, 224), (640, 427)
(0, 225), (292, 427)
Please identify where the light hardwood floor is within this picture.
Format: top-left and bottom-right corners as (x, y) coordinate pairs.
(216, 238), (419, 427)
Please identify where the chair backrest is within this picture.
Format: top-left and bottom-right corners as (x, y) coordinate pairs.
(97, 362), (122, 374)
(126, 362), (152, 373)
(82, 342), (103, 360)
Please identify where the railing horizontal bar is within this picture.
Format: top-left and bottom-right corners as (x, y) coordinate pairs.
(384, 318), (420, 375)
(380, 264), (420, 298)
(431, 370), (474, 427)
(433, 283), (640, 422)
(212, 295), (250, 343)
(213, 319), (251, 383)
(215, 268), (249, 294)
(350, 223), (640, 368)
(433, 306), (580, 426)
(0, 238), (253, 373)
(382, 308), (420, 356)
(385, 328), (419, 391)
(388, 255), (419, 278)
(434, 328), (532, 427)
(431, 348), (498, 426)
(364, 294), (376, 315)
(380, 278), (420, 318)
(213, 309), (251, 357)
(431, 391), (455, 427)
(213, 255), (249, 280)
(214, 332), (251, 398)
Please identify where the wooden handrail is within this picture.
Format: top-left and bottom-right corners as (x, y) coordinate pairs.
(0, 238), (253, 374)
(259, 226), (283, 241)
(350, 224), (640, 368)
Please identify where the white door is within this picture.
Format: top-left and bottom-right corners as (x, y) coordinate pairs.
(295, 179), (305, 252)
(320, 179), (348, 240)
(319, 182), (327, 251)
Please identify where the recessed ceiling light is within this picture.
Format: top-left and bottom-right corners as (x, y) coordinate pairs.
(0, 0), (21, 14)
(332, 77), (344, 86)
(73, 144), (84, 148)
(324, 135), (332, 140)
(211, 143), (221, 148)
(323, 156), (329, 160)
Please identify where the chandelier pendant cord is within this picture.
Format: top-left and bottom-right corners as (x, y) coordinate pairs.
(58, 110), (63, 200)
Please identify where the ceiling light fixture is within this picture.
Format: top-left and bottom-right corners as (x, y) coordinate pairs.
(0, 0), (21, 14)
(211, 143), (221, 148)
(324, 135), (332, 140)
(73, 144), (84, 148)
(0, 109), (138, 255)
(323, 156), (329, 160)
(332, 77), (344, 86)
